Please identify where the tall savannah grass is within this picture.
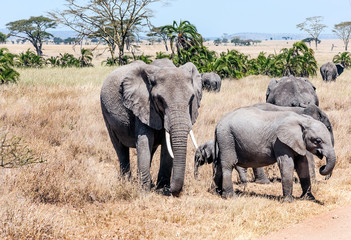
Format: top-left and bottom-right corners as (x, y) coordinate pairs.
(0, 42), (351, 239)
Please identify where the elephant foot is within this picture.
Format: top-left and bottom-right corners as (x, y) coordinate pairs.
(254, 177), (271, 184)
(155, 185), (171, 196)
(300, 192), (315, 201)
(221, 191), (236, 199)
(282, 195), (294, 203)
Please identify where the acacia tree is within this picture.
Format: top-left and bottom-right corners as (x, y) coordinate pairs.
(0, 32), (7, 43)
(333, 21), (351, 51)
(6, 16), (57, 56)
(50, 0), (164, 65)
(296, 16), (327, 50)
(147, 26), (169, 51)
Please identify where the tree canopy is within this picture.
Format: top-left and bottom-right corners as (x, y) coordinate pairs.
(0, 32), (7, 43)
(6, 16), (57, 56)
(296, 16), (327, 49)
(333, 21), (351, 51)
(50, 0), (164, 65)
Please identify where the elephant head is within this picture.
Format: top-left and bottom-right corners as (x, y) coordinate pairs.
(194, 140), (215, 179)
(302, 104), (334, 146)
(121, 61), (202, 196)
(277, 115), (336, 176)
(200, 72), (222, 92)
(335, 63), (344, 76)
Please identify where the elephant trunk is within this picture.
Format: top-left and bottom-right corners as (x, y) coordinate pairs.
(319, 148), (336, 176)
(169, 126), (189, 197)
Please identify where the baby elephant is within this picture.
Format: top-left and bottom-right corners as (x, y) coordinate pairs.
(201, 72), (221, 92)
(214, 106), (336, 201)
(194, 140), (270, 184)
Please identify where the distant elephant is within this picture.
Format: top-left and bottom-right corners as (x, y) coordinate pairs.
(266, 76), (319, 107)
(100, 60), (202, 197)
(150, 58), (176, 68)
(200, 72), (222, 92)
(320, 62), (344, 81)
(194, 140), (270, 184)
(214, 106), (336, 201)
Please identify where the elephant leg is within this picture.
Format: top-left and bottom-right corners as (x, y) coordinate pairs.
(156, 140), (173, 195)
(234, 166), (248, 185)
(294, 155), (314, 200)
(306, 152), (316, 181)
(105, 122), (131, 178)
(253, 168), (270, 184)
(277, 155), (295, 202)
(217, 137), (237, 198)
(135, 120), (154, 191)
(212, 160), (223, 195)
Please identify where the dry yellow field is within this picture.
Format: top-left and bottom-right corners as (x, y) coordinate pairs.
(0, 40), (351, 239)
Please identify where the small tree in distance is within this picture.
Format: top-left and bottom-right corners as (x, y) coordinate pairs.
(0, 32), (7, 43)
(6, 16), (57, 56)
(296, 16), (327, 50)
(333, 22), (351, 51)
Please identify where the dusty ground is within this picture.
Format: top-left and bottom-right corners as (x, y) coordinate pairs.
(258, 205), (351, 240)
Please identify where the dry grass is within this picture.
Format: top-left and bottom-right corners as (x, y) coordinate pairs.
(1, 41), (351, 239)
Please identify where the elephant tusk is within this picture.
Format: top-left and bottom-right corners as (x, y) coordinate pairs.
(165, 131), (174, 158)
(189, 130), (198, 149)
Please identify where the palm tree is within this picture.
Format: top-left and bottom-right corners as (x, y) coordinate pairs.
(160, 20), (203, 58)
(79, 48), (93, 67)
(333, 52), (351, 68)
(0, 48), (19, 84)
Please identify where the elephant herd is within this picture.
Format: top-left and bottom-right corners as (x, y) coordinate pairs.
(100, 58), (337, 202)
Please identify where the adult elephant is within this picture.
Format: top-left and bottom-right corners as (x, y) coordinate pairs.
(100, 60), (202, 196)
(320, 62), (344, 81)
(200, 72), (222, 92)
(150, 58), (176, 68)
(266, 76), (319, 107)
(214, 106), (336, 201)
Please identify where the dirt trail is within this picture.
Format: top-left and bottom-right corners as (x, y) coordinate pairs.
(258, 205), (351, 240)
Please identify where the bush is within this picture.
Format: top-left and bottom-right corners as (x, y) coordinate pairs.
(0, 48), (19, 84)
(0, 130), (45, 168)
(333, 52), (351, 68)
(16, 49), (45, 68)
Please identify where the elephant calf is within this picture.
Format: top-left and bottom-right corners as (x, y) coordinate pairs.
(194, 140), (270, 184)
(214, 106), (336, 201)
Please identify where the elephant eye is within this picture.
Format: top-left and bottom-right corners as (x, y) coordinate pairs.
(313, 138), (322, 145)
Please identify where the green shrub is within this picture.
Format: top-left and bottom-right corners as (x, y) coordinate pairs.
(333, 52), (351, 68)
(16, 49), (45, 68)
(0, 48), (19, 84)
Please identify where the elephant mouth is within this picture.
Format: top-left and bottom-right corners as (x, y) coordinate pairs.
(165, 130), (198, 158)
(316, 149), (324, 160)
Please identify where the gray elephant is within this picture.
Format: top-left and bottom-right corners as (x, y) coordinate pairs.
(266, 76), (319, 107)
(150, 58), (176, 68)
(194, 140), (270, 184)
(214, 106), (336, 201)
(320, 62), (344, 81)
(100, 60), (202, 196)
(200, 72), (221, 92)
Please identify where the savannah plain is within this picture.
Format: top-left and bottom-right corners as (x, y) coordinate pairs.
(1, 39), (351, 239)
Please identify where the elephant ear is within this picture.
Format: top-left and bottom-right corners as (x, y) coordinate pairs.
(266, 78), (278, 101)
(179, 62), (203, 125)
(276, 116), (307, 156)
(121, 64), (163, 130)
(336, 63), (344, 75)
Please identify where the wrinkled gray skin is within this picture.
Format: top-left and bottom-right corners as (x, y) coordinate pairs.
(200, 72), (222, 92)
(194, 140), (270, 184)
(250, 103), (335, 181)
(150, 58), (176, 68)
(266, 76), (319, 107)
(214, 106), (336, 201)
(320, 62), (344, 81)
(100, 60), (202, 197)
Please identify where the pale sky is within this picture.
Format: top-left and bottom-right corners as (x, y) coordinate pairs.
(1, 0), (351, 37)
